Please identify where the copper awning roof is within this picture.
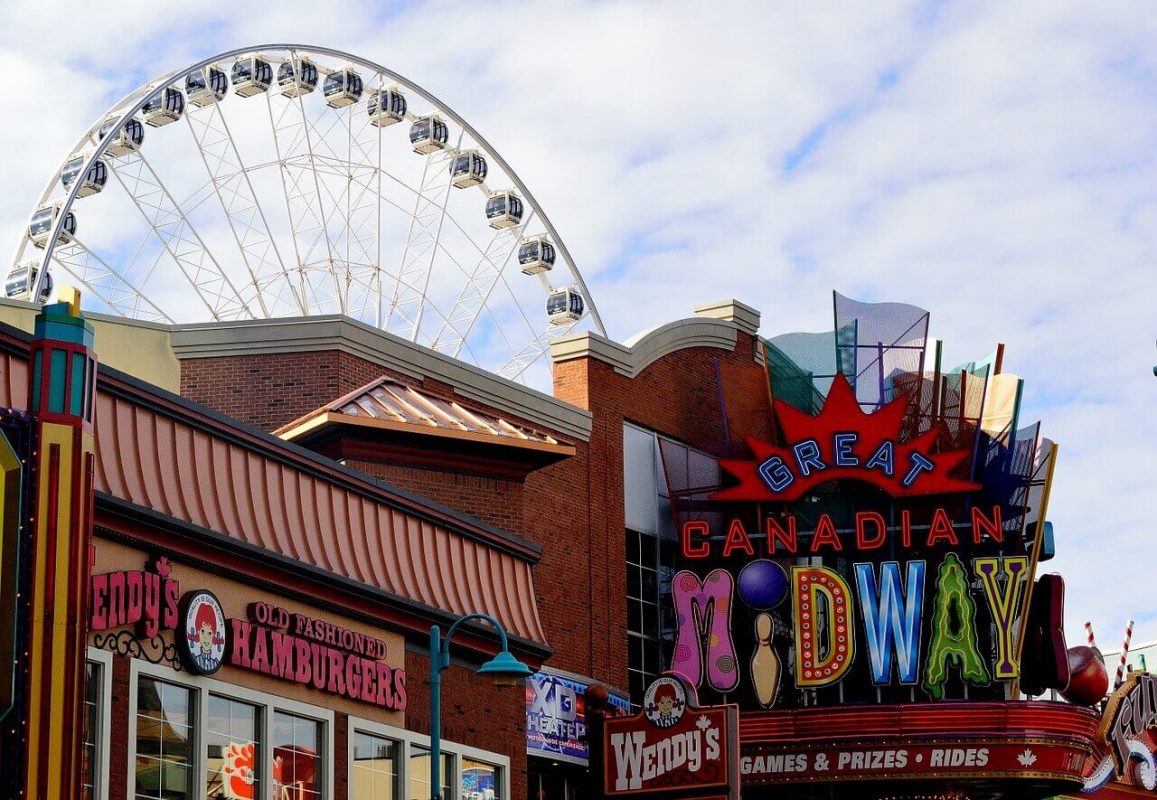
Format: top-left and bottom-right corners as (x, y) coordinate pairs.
(0, 333), (550, 652)
(276, 377), (575, 478)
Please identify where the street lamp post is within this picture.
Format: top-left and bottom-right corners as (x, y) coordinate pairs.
(429, 612), (532, 800)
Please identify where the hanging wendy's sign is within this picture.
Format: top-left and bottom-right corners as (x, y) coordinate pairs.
(599, 674), (739, 799)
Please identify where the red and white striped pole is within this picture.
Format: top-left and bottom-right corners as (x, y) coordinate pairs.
(1084, 621), (1097, 649)
(1113, 619), (1134, 691)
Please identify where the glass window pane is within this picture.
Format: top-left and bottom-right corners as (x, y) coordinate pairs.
(135, 677), (194, 800)
(351, 731), (397, 800)
(82, 661), (101, 800)
(206, 695), (261, 800)
(273, 711), (322, 800)
(623, 425), (659, 535)
(462, 758), (500, 800)
(408, 745), (451, 800)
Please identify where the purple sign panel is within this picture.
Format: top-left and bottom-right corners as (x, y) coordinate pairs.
(526, 669), (630, 765)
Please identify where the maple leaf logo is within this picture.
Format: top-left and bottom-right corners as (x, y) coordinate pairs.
(696, 715), (711, 730)
(1017, 748), (1037, 767)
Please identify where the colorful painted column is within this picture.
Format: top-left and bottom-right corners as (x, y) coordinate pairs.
(23, 288), (97, 799)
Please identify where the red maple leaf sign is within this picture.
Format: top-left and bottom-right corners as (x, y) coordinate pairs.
(710, 373), (980, 502)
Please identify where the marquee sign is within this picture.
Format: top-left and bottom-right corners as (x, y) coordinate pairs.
(1080, 673), (1157, 793)
(600, 674), (739, 799)
(662, 361), (1067, 713)
(89, 556), (406, 711)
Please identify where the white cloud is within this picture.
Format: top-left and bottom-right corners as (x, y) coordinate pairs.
(1, 0), (1155, 647)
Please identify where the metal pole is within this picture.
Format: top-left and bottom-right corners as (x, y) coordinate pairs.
(430, 624), (444, 800)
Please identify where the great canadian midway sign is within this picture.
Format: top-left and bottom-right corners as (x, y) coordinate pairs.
(600, 674), (739, 800)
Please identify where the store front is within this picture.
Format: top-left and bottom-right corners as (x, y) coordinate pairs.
(0, 297), (549, 800)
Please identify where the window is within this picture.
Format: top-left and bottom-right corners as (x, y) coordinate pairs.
(461, 758), (500, 800)
(82, 651), (112, 800)
(351, 717), (509, 800)
(623, 423), (680, 705)
(351, 732), (397, 800)
(408, 744), (452, 800)
(273, 712), (322, 800)
(206, 695), (260, 799)
(134, 677), (195, 799)
(129, 662), (333, 800)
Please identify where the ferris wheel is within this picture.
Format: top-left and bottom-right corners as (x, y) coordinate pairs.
(8, 44), (605, 383)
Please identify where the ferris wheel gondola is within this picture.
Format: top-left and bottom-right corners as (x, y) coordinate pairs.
(60, 154), (108, 198)
(450, 150), (487, 188)
(277, 58), (318, 96)
(13, 44), (606, 384)
(367, 86), (407, 127)
(28, 203), (76, 248)
(322, 66), (362, 108)
(518, 236), (555, 275)
(486, 190), (523, 229)
(97, 115), (144, 157)
(141, 87), (185, 127)
(231, 57), (273, 97)
(4, 262), (53, 302)
(186, 66), (228, 106)
(409, 115), (448, 153)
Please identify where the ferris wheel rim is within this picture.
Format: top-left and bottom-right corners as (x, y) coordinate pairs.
(14, 42), (606, 345)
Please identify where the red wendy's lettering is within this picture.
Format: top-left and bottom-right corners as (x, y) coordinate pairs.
(89, 557), (179, 638)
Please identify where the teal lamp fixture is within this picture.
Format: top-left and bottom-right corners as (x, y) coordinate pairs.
(429, 612), (532, 800)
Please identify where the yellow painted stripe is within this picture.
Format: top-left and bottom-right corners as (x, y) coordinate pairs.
(45, 424), (75, 798)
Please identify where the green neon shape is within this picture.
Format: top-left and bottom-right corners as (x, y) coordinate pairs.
(923, 553), (990, 700)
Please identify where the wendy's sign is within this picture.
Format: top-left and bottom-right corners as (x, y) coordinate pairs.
(600, 674), (739, 799)
(88, 556), (406, 711)
(711, 375), (979, 502)
(228, 601), (406, 711)
(89, 556), (180, 638)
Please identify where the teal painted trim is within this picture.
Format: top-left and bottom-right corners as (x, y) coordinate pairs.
(48, 349), (66, 413)
(30, 352), (41, 410)
(69, 352), (84, 416)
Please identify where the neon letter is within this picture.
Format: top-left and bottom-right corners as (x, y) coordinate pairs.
(865, 440), (895, 477)
(902, 452), (935, 488)
(809, 515), (843, 553)
(854, 511), (887, 550)
(792, 566), (854, 688)
(681, 520), (710, 559)
(923, 553), (990, 699)
(671, 570), (740, 692)
(792, 439), (826, 477)
(765, 516), (798, 554)
(758, 456), (793, 493)
(722, 519), (755, 558)
(855, 561), (925, 685)
(833, 433), (859, 467)
(974, 556), (1028, 679)
(970, 505), (1003, 544)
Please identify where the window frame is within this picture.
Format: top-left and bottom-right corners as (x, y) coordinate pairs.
(85, 647), (114, 800)
(348, 713), (511, 800)
(127, 658), (335, 800)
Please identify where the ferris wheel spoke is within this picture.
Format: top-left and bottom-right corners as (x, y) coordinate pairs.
(431, 209), (535, 357)
(388, 135), (460, 339)
(50, 238), (173, 323)
(106, 150), (252, 321)
(499, 317), (581, 380)
(184, 98), (298, 317)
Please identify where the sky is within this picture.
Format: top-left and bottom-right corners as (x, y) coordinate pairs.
(1, 1), (1155, 653)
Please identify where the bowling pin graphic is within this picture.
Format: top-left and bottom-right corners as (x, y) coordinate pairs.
(752, 613), (781, 707)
